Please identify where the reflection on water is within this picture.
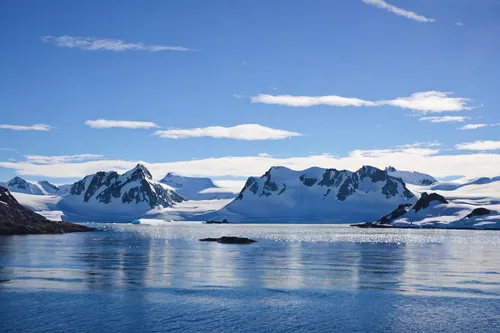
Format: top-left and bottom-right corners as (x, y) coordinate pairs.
(0, 225), (499, 332)
(0, 225), (499, 297)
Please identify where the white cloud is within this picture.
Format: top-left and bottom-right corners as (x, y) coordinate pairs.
(251, 94), (377, 107)
(232, 94), (244, 99)
(0, 124), (51, 131)
(419, 116), (469, 123)
(460, 124), (488, 130)
(456, 22), (464, 26)
(3, 144), (500, 180)
(42, 35), (194, 52)
(379, 91), (474, 113)
(397, 142), (441, 148)
(455, 141), (500, 151)
(251, 91), (475, 113)
(154, 124), (302, 140)
(85, 119), (159, 129)
(24, 154), (104, 164)
(459, 123), (500, 130)
(362, 0), (435, 23)
(0, 148), (13, 151)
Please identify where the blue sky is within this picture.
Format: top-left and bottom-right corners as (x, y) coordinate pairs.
(1, 0), (500, 184)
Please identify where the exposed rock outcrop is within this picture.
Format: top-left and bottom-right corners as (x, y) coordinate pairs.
(0, 186), (94, 235)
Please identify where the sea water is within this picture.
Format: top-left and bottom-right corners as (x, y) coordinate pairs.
(1, 224), (499, 332)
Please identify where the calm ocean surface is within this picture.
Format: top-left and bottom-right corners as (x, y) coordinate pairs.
(1, 223), (499, 332)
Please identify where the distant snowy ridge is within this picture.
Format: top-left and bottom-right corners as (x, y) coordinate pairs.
(0, 177), (62, 195)
(160, 173), (236, 200)
(208, 165), (416, 223)
(385, 166), (437, 185)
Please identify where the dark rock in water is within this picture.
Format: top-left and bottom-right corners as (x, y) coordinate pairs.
(199, 236), (257, 244)
(413, 192), (448, 213)
(199, 238), (220, 242)
(378, 203), (413, 224)
(0, 186), (94, 235)
(204, 219), (229, 224)
(466, 207), (491, 219)
(350, 222), (393, 228)
(218, 236), (256, 244)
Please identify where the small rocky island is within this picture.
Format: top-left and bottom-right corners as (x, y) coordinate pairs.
(0, 186), (94, 235)
(199, 236), (257, 244)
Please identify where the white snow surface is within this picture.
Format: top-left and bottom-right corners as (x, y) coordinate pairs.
(160, 173), (236, 200)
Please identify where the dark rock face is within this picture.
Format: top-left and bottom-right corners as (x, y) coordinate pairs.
(299, 174), (318, 187)
(0, 187), (94, 235)
(378, 203), (413, 224)
(466, 207), (491, 219)
(413, 192), (448, 213)
(199, 236), (257, 244)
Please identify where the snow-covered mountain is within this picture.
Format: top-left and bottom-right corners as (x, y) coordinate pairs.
(59, 164), (184, 221)
(385, 166), (437, 185)
(160, 173), (236, 200)
(209, 165), (416, 223)
(0, 177), (64, 195)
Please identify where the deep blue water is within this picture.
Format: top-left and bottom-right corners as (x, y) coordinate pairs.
(1, 224), (499, 332)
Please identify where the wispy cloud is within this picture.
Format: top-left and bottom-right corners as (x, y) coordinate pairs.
(251, 94), (377, 107)
(0, 124), (51, 131)
(42, 35), (194, 52)
(232, 94), (244, 99)
(455, 140), (500, 151)
(419, 116), (469, 123)
(85, 119), (159, 129)
(4, 145), (500, 179)
(456, 22), (464, 27)
(460, 124), (488, 130)
(24, 154), (104, 164)
(251, 91), (475, 113)
(361, 0), (435, 23)
(397, 142), (441, 149)
(154, 124), (302, 141)
(459, 123), (500, 130)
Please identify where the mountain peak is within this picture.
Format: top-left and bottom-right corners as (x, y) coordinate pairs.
(125, 163), (152, 180)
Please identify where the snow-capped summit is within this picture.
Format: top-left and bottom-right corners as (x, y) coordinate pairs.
(385, 166), (437, 185)
(160, 172), (236, 200)
(211, 165), (416, 223)
(61, 164), (184, 221)
(4, 177), (44, 195)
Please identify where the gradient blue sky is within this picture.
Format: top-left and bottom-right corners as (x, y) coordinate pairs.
(1, 0), (500, 183)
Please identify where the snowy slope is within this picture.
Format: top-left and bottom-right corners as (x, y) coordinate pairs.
(59, 164), (184, 222)
(10, 192), (64, 221)
(386, 166), (437, 185)
(208, 165), (416, 223)
(160, 173), (236, 200)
